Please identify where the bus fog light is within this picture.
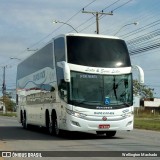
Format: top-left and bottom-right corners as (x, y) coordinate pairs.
(126, 121), (132, 126)
(72, 121), (80, 127)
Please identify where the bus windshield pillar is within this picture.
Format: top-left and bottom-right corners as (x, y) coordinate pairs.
(57, 61), (70, 82)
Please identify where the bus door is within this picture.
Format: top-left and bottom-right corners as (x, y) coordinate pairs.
(58, 81), (68, 129)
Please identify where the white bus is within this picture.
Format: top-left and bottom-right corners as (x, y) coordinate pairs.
(16, 33), (144, 137)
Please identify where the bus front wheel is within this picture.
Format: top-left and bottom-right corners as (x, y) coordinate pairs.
(48, 120), (53, 135)
(49, 113), (62, 136)
(53, 118), (62, 136)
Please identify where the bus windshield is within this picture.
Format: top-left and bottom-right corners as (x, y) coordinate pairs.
(67, 36), (131, 68)
(69, 71), (133, 109)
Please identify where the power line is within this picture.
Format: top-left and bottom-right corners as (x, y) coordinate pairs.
(102, 0), (121, 11)
(103, 0), (160, 36)
(127, 27), (160, 55)
(75, 0), (134, 33)
(112, 0), (133, 12)
(75, 0), (121, 33)
(121, 19), (160, 39)
(129, 42), (160, 55)
(127, 29), (160, 46)
(13, 0), (98, 59)
(129, 37), (160, 51)
(96, 0), (134, 34)
(82, 10), (113, 34)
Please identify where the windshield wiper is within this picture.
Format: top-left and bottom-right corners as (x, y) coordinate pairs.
(122, 102), (131, 107)
(113, 76), (118, 100)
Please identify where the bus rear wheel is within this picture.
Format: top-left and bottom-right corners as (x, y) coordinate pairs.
(46, 112), (53, 134)
(22, 111), (27, 129)
(49, 113), (62, 136)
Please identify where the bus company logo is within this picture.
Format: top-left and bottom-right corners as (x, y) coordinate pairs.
(85, 67), (96, 72)
(102, 116), (107, 121)
(94, 111), (114, 115)
(122, 109), (129, 113)
(33, 70), (45, 82)
(111, 69), (120, 73)
(100, 69), (110, 74)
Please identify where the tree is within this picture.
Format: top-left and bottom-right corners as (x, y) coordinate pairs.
(0, 96), (16, 112)
(133, 80), (154, 98)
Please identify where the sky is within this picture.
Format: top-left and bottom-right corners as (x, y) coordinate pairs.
(0, 0), (160, 97)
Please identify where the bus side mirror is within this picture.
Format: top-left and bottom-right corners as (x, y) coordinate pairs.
(132, 65), (144, 84)
(57, 61), (70, 82)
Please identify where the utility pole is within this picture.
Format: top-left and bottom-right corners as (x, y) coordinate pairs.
(1, 66), (7, 113)
(2, 66), (6, 96)
(82, 9), (113, 34)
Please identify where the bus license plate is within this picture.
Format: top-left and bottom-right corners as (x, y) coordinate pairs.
(99, 124), (110, 129)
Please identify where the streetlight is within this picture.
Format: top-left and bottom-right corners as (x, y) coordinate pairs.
(1, 65), (8, 114)
(27, 48), (38, 52)
(114, 22), (139, 36)
(10, 57), (21, 61)
(53, 20), (78, 33)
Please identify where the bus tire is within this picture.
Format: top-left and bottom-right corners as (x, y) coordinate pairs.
(53, 118), (62, 136)
(46, 111), (52, 134)
(105, 131), (116, 137)
(20, 110), (23, 124)
(48, 121), (53, 135)
(22, 111), (27, 129)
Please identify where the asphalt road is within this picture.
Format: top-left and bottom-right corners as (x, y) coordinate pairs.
(0, 116), (160, 160)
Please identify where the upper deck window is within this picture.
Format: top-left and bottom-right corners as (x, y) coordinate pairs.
(17, 43), (53, 80)
(67, 36), (131, 68)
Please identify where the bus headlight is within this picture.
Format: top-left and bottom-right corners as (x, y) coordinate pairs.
(121, 112), (133, 118)
(66, 109), (87, 118)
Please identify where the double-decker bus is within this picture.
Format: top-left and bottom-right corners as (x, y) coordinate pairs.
(16, 33), (144, 137)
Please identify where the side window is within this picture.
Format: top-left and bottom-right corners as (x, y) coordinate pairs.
(54, 37), (68, 102)
(58, 80), (68, 102)
(54, 37), (65, 62)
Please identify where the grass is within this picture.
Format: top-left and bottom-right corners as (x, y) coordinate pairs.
(0, 112), (17, 117)
(134, 118), (160, 131)
(134, 111), (160, 131)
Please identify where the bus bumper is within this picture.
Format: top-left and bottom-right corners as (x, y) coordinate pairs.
(65, 114), (133, 132)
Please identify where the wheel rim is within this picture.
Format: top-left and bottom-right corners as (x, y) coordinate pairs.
(54, 119), (59, 135)
(49, 121), (53, 134)
(23, 117), (27, 128)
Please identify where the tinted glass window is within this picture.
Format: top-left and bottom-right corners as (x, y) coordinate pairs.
(69, 71), (133, 109)
(17, 43), (53, 80)
(67, 36), (131, 67)
(54, 37), (65, 62)
(54, 37), (67, 101)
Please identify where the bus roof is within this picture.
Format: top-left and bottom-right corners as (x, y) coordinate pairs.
(18, 33), (121, 66)
(53, 33), (121, 40)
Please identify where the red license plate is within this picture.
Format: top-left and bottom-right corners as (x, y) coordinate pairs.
(99, 124), (110, 129)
